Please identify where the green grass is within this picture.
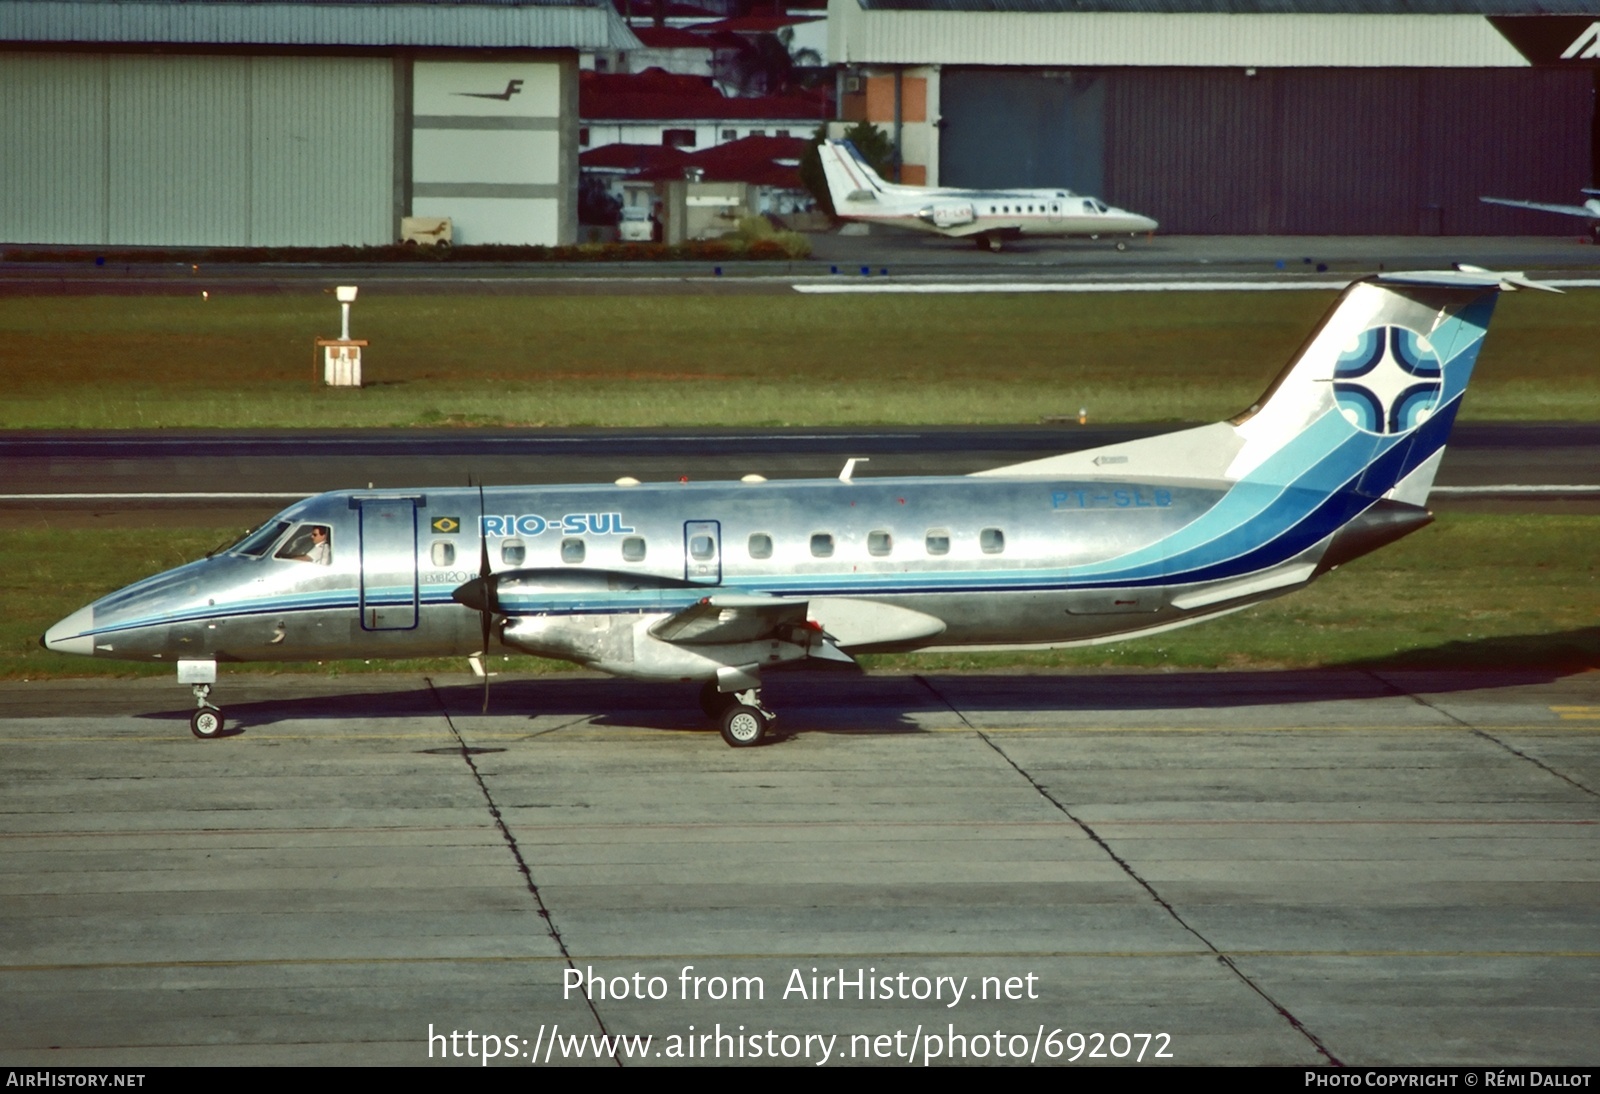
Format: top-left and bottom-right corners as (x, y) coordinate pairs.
(8, 515), (1595, 680)
(1, 290), (1595, 428)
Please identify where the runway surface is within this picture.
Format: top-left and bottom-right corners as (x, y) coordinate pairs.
(4, 234), (1599, 296)
(1, 668), (1596, 1066)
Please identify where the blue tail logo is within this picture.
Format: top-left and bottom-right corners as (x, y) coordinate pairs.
(1332, 326), (1444, 435)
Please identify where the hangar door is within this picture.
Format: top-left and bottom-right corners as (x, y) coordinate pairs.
(939, 69), (1105, 198)
(0, 53), (394, 247)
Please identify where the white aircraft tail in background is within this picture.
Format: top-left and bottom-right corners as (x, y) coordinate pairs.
(817, 138), (1157, 251)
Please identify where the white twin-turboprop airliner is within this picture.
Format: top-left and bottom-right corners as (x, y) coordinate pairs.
(816, 138), (1158, 251)
(43, 268), (1551, 746)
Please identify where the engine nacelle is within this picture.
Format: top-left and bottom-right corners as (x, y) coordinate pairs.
(500, 613), (813, 682)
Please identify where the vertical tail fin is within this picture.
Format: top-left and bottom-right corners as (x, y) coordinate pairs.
(981, 269), (1555, 593)
(984, 269), (1554, 507)
(818, 139), (890, 213)
(1226, 269), (1555, 502)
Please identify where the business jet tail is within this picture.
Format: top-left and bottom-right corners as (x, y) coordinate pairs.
(818, 138), (892, 212)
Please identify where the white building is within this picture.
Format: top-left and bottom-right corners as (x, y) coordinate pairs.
(0, 0), (639, 247)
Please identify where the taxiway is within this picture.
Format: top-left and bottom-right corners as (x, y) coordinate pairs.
(2, 668), (1596, 1065)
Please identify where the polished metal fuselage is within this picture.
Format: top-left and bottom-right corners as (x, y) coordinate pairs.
(49, 471), (1277, 672)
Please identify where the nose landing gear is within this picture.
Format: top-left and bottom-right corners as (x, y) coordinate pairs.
(190, 686), (225, 739)
(179, 659), (226, 739)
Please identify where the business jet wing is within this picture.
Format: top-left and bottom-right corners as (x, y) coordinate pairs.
(1481, 195), (1599, 220)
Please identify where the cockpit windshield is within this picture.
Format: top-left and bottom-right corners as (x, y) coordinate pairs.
(228, 521), (291, 558)
(275, 524), (333, 565)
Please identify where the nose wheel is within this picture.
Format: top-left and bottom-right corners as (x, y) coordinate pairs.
(189, 683), (225, 739)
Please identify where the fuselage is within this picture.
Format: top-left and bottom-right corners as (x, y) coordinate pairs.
(43, 469), (1363, 675)
(846, 186), (1158, 240)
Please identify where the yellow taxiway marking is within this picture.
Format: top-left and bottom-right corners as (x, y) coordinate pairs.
(1552, 706), (1600, 720)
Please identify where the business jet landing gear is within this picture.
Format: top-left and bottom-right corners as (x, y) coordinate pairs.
(189, 685), (225, 739)
(700, 681), (773, 747)
(973, 233), (1002, 253)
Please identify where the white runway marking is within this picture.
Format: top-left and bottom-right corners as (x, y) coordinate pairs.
(1429, 485), (1600, 496)
(793, 278), (1600, 294)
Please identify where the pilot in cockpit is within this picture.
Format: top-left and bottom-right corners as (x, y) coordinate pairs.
(279, 525), (332, 565)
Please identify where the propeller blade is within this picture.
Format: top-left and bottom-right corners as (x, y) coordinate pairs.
(478, 484), (493, 714)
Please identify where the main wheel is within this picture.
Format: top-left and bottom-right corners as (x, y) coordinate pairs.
(1115, 240), (1128, 251)
(719, 704), (767, 748)
(190, 709), (225, 739)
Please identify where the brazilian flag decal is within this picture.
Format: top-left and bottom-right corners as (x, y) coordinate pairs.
(431, 516), (461, 534)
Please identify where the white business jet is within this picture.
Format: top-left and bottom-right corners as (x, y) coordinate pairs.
(817, 138), (1158, 251)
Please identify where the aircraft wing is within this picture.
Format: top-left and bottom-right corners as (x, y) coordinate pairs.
(648, 594), (946, 654)
(649, 595), (811, 645)
(937, 218), (1024, 238)
(1480, 196), (1598, 220)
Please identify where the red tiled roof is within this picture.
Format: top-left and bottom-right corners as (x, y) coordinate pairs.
(629, 25), (720, 48)
(580, 68), (829, 121)
(693, 14), (822, 33)
(579, 142), (694, 172)
(629, 134), (809, 187)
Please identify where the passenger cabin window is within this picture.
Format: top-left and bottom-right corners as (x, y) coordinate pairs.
(868, 530), (893, 557)
(689, 534), (716, 561)
(561, 538), (586, 564)
(431, 542), (456, 566)
(232, 521), (290, 557)
(748, 533), (773, 560)
(275, 524), (332, 565)
(980, 528), (1006, 554)
(810, 533), (834, 558)
(622, 536), (646, 562)
(925, 530), (950, 556)
(501, 539), (526, 566)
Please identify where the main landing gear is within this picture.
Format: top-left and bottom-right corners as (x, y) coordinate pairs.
(699, 680), (775, 748)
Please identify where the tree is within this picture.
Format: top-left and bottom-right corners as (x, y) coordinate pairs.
(798, 121), (896, 217)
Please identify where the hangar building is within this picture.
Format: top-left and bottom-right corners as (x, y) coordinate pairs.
(829, 0), (1600, 234)
(0, 0), (639, 247)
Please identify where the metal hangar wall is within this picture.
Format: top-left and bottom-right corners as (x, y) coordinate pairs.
(0, 1), (638, 248)
(830, 0), (1600, 235)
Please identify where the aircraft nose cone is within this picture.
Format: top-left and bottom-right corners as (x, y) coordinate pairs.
(43, 605), (96, 656)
